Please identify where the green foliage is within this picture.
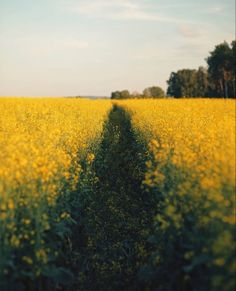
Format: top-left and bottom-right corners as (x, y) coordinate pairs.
(207, 40), (235, 98)
(143, 86), (166, 98)
(167, 40), (235, 98)
(138, 139), (236, 291)
(0, 175), (79, 291)
(167, 68), (208, 98)
(111, 90), (131, 99)
(111, 86), (165, 99)
(76, 105), (155, 290)
(111, 86), (166, 99)
(111, 91), (122, 99)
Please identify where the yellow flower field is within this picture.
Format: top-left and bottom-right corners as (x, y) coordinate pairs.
(0, 98), (111, 282)
(121, 99), (236, 290)
(0, 98), (235, 290)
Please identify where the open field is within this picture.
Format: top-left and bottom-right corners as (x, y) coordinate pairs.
(0, 98), (235, 291)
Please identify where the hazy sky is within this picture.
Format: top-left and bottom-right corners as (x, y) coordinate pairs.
(0, 0), (235, 96)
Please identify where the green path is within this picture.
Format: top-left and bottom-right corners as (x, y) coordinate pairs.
(76, 105), (155, 290)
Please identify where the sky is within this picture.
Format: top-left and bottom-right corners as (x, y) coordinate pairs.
(0, 0), (235, 97)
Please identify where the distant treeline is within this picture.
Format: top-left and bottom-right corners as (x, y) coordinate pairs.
(111, 86), (165, 100)
(111, 40), (235, 99)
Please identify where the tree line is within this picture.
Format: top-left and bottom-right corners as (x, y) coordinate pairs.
(111, 40), (235, 99)
(111, 86), (165, 99)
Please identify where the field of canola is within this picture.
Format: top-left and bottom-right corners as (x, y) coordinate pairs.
(0, 98), (112, 289)
(122, 99), (235, 290)
(0, 98), (235, 291)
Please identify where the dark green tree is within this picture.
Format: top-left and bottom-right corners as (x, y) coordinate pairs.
(167, 68), (209, 98)
(111, 91), (121, 99)
(111, 90), (131, 99)
(143, 86), (165, 98)
(207, 41), (234, 98)
(229, 40), (236, 97)
(167, 69), (197, 97)
(167, 72), (181, 97)
(120, 90), (130, 99)
(196, 67), (209, 97)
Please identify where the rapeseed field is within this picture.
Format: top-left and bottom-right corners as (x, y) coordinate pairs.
(122, 99), (235, 290)
(0, 98), (235, 291)
(0, 98), (111, 288)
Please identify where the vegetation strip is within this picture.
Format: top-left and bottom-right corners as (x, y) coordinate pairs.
(75, 105), (155, 290)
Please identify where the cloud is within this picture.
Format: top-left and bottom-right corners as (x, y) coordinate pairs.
(63, 0), (188, 24)
(179, 25), (200, 38)
(65, 0), (138, 14)
(111, 10), (183, 23)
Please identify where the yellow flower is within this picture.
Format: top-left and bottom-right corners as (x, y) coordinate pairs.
(36, 248), (48, 264)
(8, 199), (14, 210)
(87, 153), (95, 164)
(22, 256), (33, 265)
(60, 212), (70, 219)
(10, 235), (20, 248)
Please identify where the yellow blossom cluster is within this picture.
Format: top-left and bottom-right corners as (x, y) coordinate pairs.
(120, 98), (235, 290)
(0, 97), (111, 279)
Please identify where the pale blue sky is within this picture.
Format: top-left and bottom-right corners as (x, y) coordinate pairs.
(0, 0), (235, 96)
